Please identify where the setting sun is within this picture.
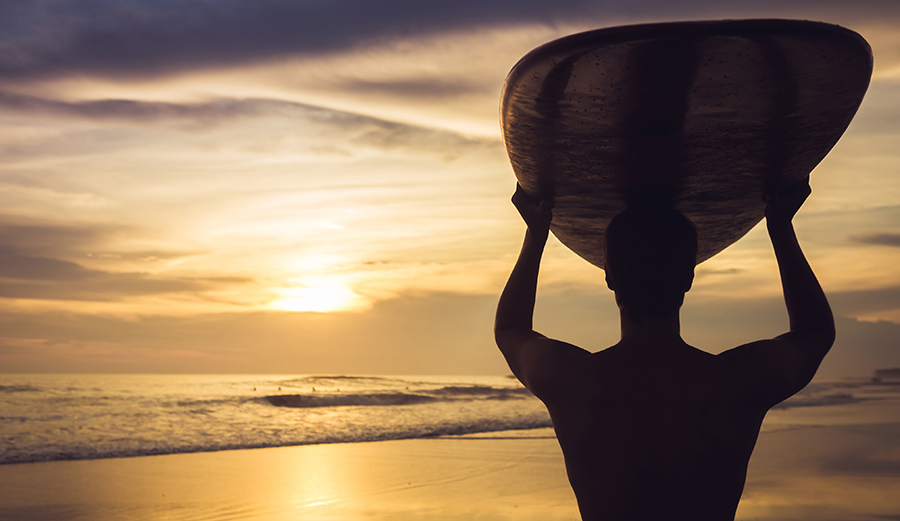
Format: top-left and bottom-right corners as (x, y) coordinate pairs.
(268, 279), (369, 313)
(0, 1), (896, 380)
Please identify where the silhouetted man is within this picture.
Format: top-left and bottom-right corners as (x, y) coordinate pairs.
(495, 181), (834, 520)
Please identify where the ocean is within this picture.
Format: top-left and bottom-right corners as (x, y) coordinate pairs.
(2, 373), (898, 465)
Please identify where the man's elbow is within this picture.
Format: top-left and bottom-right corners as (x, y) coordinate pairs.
(792, 313), (836, 355)
(494, 328), (522, 351)
(820, 328), (836, 357)
(796, 327), (836, 359)
(494, 329), (543, 359)
(811, 318), (836, 352)
(494, 316), (537, 341)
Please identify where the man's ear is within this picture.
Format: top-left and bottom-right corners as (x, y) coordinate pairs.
(605, 269), (617, 291)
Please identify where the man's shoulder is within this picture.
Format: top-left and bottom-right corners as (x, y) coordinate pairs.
(495, 331), (592, 399)
(715, 339), (780, 364)
(714, 338), (819, 408)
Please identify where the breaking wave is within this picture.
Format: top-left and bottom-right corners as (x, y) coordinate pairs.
(263, 384), (532, 409)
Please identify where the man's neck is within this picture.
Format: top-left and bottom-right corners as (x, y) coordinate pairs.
(618, 309), (688, 350)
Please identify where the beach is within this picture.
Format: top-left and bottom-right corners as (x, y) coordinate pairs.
(0, 429), (578, 521)
(2, 375), (899, 520)
(2, 413), (900, 521)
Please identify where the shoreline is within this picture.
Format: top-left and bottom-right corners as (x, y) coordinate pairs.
(2, 397), (899, 520)
(1, 419), (899, 520)
(0, 426), (557, 467)
(0, 427), (580, 521)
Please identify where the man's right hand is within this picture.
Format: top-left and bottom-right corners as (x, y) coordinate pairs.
(512, 184), (553, 238)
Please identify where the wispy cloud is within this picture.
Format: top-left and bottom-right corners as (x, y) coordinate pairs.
(325, 78), (492, 99)
(0, 262), (246, 303)
(0, 90), (499, 156)
(828, 285), (900, 320)
(0, 272), (206, 301)
(2, 1), (897, 82)
(852, 233), (900, 247)
(0, 219), (115, 256)
(0, 217), (250, 303)
(0, 0), (565, 80)
(0, 241), (249, 302)
(0, 247), (97, 281)
(0, 90), (262, 123)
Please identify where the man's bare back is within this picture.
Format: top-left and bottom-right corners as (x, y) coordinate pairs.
(495, 182), (834, 520)
(544, 341), (775, 519)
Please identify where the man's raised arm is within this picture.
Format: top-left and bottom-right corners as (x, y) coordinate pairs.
(741, 179), (836, 403)
(495, 185), (588, 396)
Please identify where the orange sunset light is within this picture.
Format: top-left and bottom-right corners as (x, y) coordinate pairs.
(0, 8), (897, 375)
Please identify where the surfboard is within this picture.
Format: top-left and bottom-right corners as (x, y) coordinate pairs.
(501, 19), (872, 267)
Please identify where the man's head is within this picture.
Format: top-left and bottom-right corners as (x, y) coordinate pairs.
(604, 207), (697, 323)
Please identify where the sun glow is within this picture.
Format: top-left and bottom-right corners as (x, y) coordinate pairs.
(268, 279), (370, 313)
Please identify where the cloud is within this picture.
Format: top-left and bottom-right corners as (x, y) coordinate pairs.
(0, 276), (201, 301)
(0, 288), (896, 376)
(0, 218), (195, 265)
(1, 1), (897, 82)
(0, 90), (285, 123)
(696, 267), (743, 276)
(0, 0), (553, 80)
(346, 116), (499, 158)
(0, 247), (251, 301)
(0, 247), (92, 281)
(828, 286), (900, 317)
(326, 78), (492, 99)
(0, 90), (501, 158)
(0, 0), (895, 372)
(852, 233), (900, 247)
(0, 217), (247, 302)
(0, 219), (115, 256)
(0, 292), (505, 374)
(0, 271), (252, 302)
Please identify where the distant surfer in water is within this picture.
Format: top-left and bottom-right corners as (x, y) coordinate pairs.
(495, 180), (834, 520)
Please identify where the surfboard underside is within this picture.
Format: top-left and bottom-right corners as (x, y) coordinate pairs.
(502, 19), (872, 266)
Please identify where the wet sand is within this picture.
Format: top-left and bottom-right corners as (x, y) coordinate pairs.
(0, 429), (578, 521)
(1, 405), (899, 521)
(739, 398), (900, 520)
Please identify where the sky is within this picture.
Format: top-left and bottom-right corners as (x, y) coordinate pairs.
(0, 0), (898, 377)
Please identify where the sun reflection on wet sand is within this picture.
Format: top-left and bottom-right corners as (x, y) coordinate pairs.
(0, 395), (897, 520)
(0, 432), (579, 521)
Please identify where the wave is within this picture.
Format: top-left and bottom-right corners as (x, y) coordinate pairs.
(265, 392), (437, 408)
(276, 375), (397, 389)
(10, 375), (895, 466)
(0, 384), (40, 393)
(873, 367), (900, 381)
(262, 384), (533, 409)
(430, 385), (530, 398)
(1, 415), (556, 465)
(772, 393), (867, 409)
